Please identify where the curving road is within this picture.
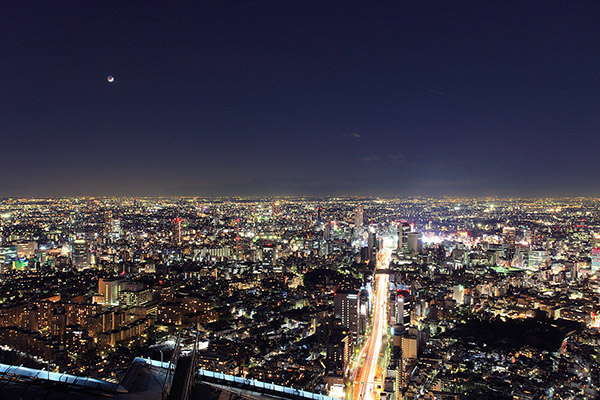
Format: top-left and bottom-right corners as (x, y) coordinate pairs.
(350, 249), (390, 400)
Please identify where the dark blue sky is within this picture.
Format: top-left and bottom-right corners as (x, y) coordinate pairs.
(2, 1), (600, 197)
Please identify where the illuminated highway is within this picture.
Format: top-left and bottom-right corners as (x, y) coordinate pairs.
(350, 249), (390, 400)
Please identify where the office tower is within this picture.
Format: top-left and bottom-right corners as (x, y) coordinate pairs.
(355, 205), (364, 230)
(367, 229), (377, 261)
(98, 278), (123, 306)
(407, 232), (422, 254)
(262, 244), (276, 265)
(452, 285), (464, 305)
(324, 221), (332, 241)
(72, 234), (90, 271)
(334, 291), (360, 338)
(104, 211), (112, 236)
(396, 292), (411, 331)
(325, 329), (352, 375)
(398, 222), (412, 251)
(528, 249), (548, 271)
(15, 241), (37, 259)
(0, 246), (17, 265)
(502, 227), (516, 246)
(401, 336), (418, 360)
(110, 218), (122, 240)
(172, 217), (182, 245)
(521, 227), (532, 244)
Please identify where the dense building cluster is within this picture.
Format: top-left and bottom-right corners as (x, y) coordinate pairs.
(0, 197), (598, 399)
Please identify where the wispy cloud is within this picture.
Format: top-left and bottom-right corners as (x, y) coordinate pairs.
(360, 155), (382, 163)
(426, 89), (446, 96)
(360, 153), (405, 163)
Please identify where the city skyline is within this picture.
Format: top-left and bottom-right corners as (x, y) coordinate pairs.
(3, 1), (600, 197)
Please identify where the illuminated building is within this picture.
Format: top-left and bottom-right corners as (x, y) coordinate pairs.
(98, 278), (124, 306)
(591, 248), (600, 274)
(172, 217), (182, 245)
(367, 229), (377, 261)
(396, 288), (411, 331)
(453, 285), (464, 305)
(528, 249), (549, 271)
(72, 235), (90, 270)
(502, 227), (516, 245)
(324, 221), (332, 241)
(325, 330), (352, 375)
(110, 218), (121, 240)
(334, 291), (360, 338)
(262, 244), (276, 265)
(355, 205), (363, 231)
(0, 245), (17, 265)
(398, 222), (412, 251)
(407, 232), (422, 255)
(15, 241), (37, 259)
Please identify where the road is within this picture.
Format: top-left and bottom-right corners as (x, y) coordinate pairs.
(350, 249), (390, 400)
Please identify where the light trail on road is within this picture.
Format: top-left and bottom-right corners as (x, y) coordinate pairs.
(351, 249), (390, 400)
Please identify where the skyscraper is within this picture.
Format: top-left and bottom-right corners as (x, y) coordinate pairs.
(334, 291), (360, 338)
(502, 227), (516, 246)
(398, 222), (412, 251)
(355, 205), (363, 231)
(110, 218), (121, 240)
(72, 234), (90, 271)
(367, 229), (377, 261)
(407, 232), (422, 255)
(172, 217), (182, 245)
(98, 278), (123, 306)
(324, 221), (332, 241)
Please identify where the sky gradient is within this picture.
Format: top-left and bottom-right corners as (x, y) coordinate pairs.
(2, 1), (600, 197)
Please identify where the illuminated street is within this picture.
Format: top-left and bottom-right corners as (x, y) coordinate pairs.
(351, 249), (390, 400)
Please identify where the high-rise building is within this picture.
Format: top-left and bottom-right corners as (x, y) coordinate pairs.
(104, 211), (112, 236)
(396, 290), (411, 331)
(110, 218), (122, 240)
(324, 221), (332, 241)
(262, 244), (277, 265)
(398, 222), (412, 251)
(172, 217), (182, 245)
(528, 249), (548, 271)
(452, 285), (465, 305)
(15, 241), (37, 259)
(407, 232), (422, 255)
(72, 234), (90, 271)
(367, 229), (377, 261)
(503, 227), (516, 246)
(355, 205), (364, 231)
(521, 227), (532, 244)
(0, 246), (17, 265)
(334, 291), (360, 338)
(98, 278), (124, 306)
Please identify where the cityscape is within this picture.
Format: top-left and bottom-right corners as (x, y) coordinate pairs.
(0, 197), (598, 399)
(3, 1), (600, 399)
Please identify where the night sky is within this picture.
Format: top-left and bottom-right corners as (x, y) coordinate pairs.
(2, 1), (600, 197)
